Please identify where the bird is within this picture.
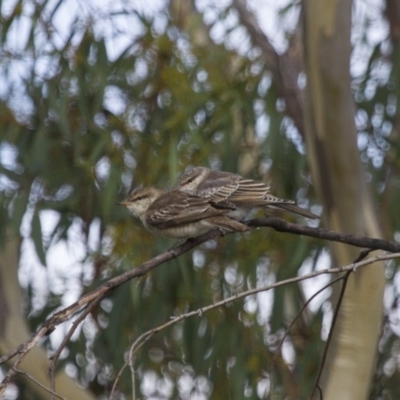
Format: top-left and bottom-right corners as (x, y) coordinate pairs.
(118, 187), (250, 239)
(174, 166), (319, 220)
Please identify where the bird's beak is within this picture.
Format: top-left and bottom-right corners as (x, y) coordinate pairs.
(117, 200), (129, 206)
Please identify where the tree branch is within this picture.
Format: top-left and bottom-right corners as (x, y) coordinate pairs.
(233, 0), (305, 135)
(48, 296), (104, 400)
(1, 217), (399, 393)
(276, 275), (345, 355)
(111, 252), (400, 397)
(0, 326), (48, 395)
(309, 249), (373, 399)
(12, 368), (68, 400)
(310, 270), (351, 399)
(249, 217), (400, 252)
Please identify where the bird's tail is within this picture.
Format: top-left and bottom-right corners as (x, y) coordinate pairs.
(270, 204), (319, 219)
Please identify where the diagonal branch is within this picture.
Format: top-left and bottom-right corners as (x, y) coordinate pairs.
(2, 214), (398, 366)
(12, 368), (68, 400)
(48, 295), (105, 400)
(111, 251), (400, 397)
(233, 0), (280, 75)
(233, 0), (305, 135)
(0, 217), (399, 394)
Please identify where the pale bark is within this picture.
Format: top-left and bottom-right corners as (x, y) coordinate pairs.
(303, 1), (385, 399)
(0, 231), (96, 400)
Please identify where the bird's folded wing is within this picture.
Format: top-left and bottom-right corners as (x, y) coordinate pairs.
(209, 179), (295, 207)
(146, 192), (233, 229)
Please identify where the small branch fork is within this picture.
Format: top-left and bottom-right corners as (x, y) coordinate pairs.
(110, 251), (400, 399)
(1, 217), (399, 397)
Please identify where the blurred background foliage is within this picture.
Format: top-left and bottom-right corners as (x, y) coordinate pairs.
(0, 0), (399, 399)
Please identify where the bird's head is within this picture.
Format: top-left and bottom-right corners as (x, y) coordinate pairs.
(175, 166), (209, 192)
(119, 187), (164, 218)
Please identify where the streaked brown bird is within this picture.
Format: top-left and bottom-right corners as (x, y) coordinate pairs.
(119, 187), (250, 239)
(174, 166), (319, 220)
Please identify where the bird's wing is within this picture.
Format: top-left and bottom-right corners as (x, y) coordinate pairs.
(146, 192), (233, 229)
(204, 178), (319, 219)
(202, 178), (295, 207)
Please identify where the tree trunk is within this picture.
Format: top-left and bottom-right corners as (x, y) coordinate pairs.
(0, 230), (96, 400)
(303, 1), (385, 398)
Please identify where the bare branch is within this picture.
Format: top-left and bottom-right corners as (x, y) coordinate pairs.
(48, 296), (104, 400)
(0, 326), (48, 396)
(310, 270), (351, 399)
(277, 275), (345, 354)
(233, 0), (280, 74)
(1, 217), (399, 394)
(249, 217), (400, 253)
(110, 332), (155, 399)
(110, 252), (400, 396)
(233, 0), (305, 135)
(0, 344), (26, 366)
(12, 368), (68, 400)
(0, 229), (223, 393)
(309, 249), (372, 398)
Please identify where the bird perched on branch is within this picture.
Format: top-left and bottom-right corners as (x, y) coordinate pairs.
(119, 187), (250, 239)
(174, 166), (319, 220)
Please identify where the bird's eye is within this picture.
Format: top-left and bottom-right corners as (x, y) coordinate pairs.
(185, 177), (194, 183)
(135, 196), (144, 201)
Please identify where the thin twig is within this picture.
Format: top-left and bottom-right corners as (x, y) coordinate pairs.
(1, 218), (397, 371)
(128, 333), (154, 400)
(309, 249), (374, 399)
(309, 270), (351, 399)
(315, 384), (323, 400)
(110, 360), (128, 398)
(111, 252), (400, 399)
(0, 344), (26, 365)
(48, 296), (104, 400)
(271, 276), (341, 400)
(353, 248), (374, 263)
(36, 220), (400, 336)
(110, 332), (155, 399)
(0, 326), (48, 396)
(12, 368), (68, 400)
(0, 217), (398, 394)
(277, 275), (345, 354)
(0, 229), (222, 374)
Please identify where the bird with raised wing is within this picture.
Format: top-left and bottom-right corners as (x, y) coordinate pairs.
(174, 166), (319, 220)
(119, 187), (250, 239)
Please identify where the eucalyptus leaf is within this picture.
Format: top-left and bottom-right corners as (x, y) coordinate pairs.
(31, 212), (47, 266)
